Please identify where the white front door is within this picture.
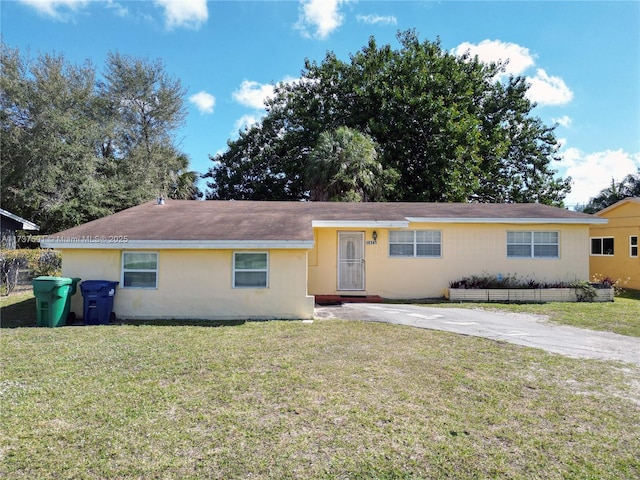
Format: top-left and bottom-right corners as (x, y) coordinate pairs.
(337, 232), (365, 291)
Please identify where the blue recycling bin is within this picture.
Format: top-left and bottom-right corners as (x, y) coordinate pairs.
(80, 280), (119, 325)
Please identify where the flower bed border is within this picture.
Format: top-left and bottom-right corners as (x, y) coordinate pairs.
(447, 287), (614, 303)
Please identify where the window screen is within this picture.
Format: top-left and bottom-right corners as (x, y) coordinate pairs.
(122, 252), (158, 288)
(389, 230), (441, 258)
(234, 252), (268, 288)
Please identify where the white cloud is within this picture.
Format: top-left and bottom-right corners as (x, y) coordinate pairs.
(189, 91), (216, 114)
(452, 39), (535, 77)
(296, 0), (349, 39)
(553, 116), (572, 128)
(154, 0), (208, 30)
(232, 80), (275, 110)
(233, 114), (260, 134)
(19, 0), (208, 26)
(105, 0), (128, 18)
(18, 0), (89, 20)
(230, 77), (302, 136)
(526, 69), (574, 106)
(356, 14), (397, 26)
(559, 148), (640, 206)
(453, 39), (574, 107)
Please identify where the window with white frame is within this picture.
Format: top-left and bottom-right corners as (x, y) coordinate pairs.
(590, 237), (614, 256)
(122, 252), (158, 288)
(507, 231), (559, 258)
(233, 252), (268, 288)
(389, 230), (441, 257)
(630, 236), (638, 257)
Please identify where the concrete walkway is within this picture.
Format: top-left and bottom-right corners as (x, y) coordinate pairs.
(315, 303), (640, 366)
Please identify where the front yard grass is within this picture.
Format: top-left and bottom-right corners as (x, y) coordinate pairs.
(2, 317), (639, 479)
(439, 289), (640, 338)
(0, 290), (35, 328)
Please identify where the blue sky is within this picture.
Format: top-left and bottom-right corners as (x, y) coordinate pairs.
(2, 0), (639, 207)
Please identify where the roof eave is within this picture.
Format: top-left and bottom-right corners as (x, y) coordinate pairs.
(312, 220), (409, 228)
(40, 239), (315, 250)
(404, 217), (608, 225)
(0, 208), (39, 230)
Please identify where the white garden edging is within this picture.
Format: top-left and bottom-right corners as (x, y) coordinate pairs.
(447, 287), (614, 302)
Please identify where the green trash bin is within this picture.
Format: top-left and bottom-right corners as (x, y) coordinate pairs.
(62, 278), (81, 325)
(32, 276), (73, 328)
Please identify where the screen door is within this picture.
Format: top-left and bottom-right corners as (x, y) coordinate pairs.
(337, 232), (365, 290)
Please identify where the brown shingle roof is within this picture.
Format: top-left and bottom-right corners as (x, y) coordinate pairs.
(43, 200), (602, 244)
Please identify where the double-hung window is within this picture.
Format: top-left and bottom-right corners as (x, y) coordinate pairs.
(122, 252), (158, 288)
(389, 230), (441, 258)
(590, 237), (614, 256)
(233, 252), (268, 288)
(507, 231), (559, 258)
(630, 236), (638, 258)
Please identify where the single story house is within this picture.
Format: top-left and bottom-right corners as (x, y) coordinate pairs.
(1, 208), (39, 249)
(41, 200), (606, 320)
(589, 197), (640, 290)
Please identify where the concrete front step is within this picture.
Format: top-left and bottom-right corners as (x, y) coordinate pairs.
(314, 295), (383, 306)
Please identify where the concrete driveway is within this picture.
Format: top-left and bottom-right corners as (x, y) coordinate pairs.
(315, 303), (640, 366)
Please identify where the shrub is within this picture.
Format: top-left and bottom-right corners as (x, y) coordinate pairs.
(449, 273), (547, 289)
(569, 280), (598, 302)
(0, 249), (61, 295)
(31, 249), (62, 277)
(449, 273), (614, 296)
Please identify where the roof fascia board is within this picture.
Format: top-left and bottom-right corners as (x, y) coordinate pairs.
(22, 222), (40, 231)
(40, 239), (315, 250)
(312, 220), (409, 228)
(405, 217), (608, 225)
(0, 208), (39, 230)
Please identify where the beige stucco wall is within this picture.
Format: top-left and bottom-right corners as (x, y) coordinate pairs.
(61, 249), (314, 320)
(309, 223), (591, 299)
(590, 202), (640, 290)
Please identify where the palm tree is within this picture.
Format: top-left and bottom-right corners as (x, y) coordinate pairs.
(167, 154), (202, 200)
(305, 126), (398, 201)
(582, 169), (640, 213)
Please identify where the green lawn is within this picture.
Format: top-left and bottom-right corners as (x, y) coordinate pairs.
(436, 289), (640, 338)
(1, 305), (639, 478)
(0, 291), (36, 328)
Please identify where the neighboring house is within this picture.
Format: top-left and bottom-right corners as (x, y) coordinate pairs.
(590, 197), (640, 290)
(41, 200), (605, 320)
(1, 208), (39, 249)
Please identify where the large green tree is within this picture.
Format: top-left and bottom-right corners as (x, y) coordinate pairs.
(580, 170), (640, 213)
(1, 44), (199, 233)
(206, 31), (571, 204)
(1, 46), (108, 232)
(97, 52), (192, 207)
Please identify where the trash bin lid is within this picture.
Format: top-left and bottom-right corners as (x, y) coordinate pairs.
(32, 276), (73, 294)
(33, 276), (73, 285)
(81, 280), (118, 287)
(80, 280), (119, 294)
(32, 276), (73, 285)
